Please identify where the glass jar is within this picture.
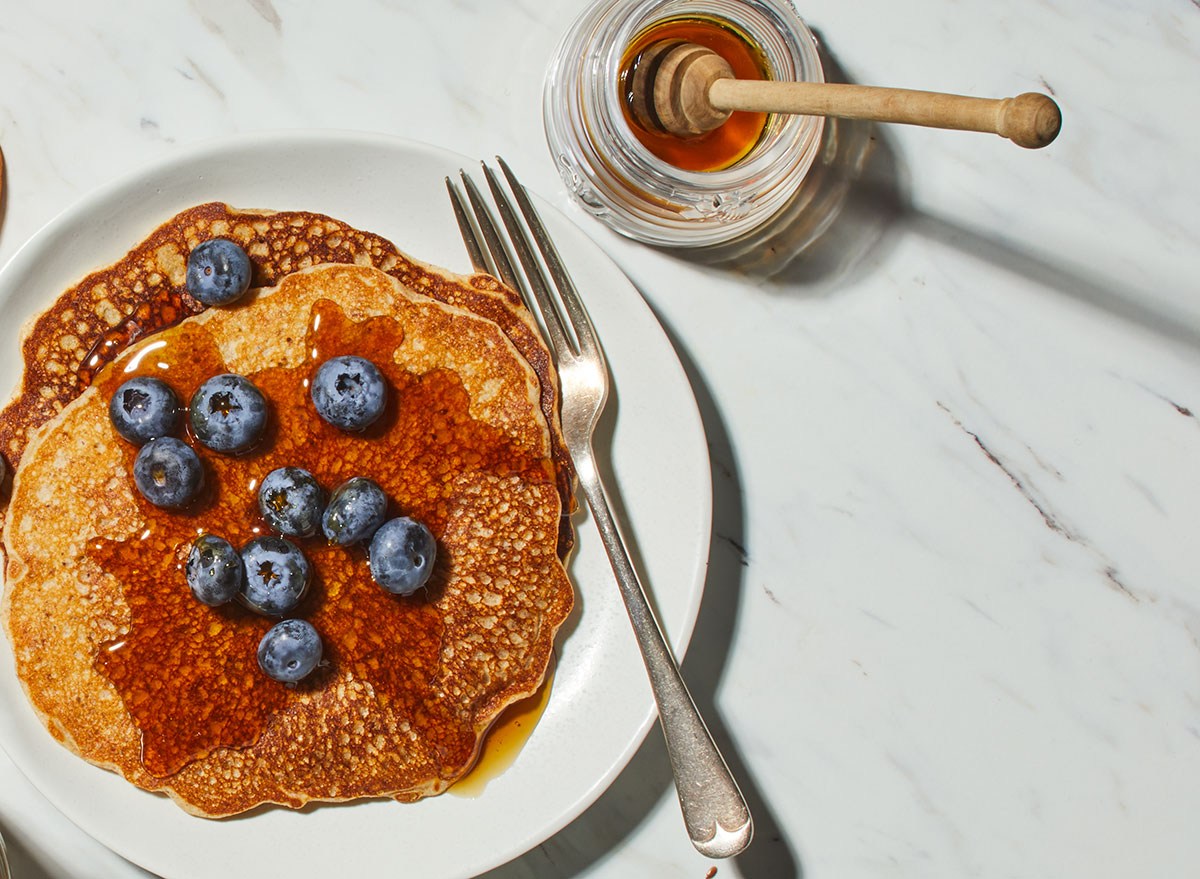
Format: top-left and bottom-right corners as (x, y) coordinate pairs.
(543, 0), (826, 250)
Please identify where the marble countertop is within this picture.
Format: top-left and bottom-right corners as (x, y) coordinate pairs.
(1, 1), (1197, 877)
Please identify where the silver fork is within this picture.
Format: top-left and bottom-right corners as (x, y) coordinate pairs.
(447, 158), (753, 859)
(0, 826), (11, 879)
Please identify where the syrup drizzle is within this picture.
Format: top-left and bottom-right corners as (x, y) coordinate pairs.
(91, 300), (551, 778)
(450, 657), (556, 797)
(76, 284), (202, 389)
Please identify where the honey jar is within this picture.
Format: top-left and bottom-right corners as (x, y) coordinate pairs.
(543, 0), (826, 251)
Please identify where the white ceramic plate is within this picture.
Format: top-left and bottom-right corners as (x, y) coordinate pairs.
(0, 132), (711, 879)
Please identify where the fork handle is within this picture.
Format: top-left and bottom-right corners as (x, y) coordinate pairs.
(575, 454), (753, 858)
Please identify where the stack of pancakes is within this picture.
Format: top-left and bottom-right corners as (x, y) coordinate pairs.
(0, 205), (576, 817)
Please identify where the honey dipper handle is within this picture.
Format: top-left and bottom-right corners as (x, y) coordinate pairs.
(708, 79), (1062, 148)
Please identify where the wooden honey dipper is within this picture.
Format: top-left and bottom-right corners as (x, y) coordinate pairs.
(629, 40), (1062, 149)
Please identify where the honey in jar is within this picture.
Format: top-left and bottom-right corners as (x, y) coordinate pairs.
(619, 16), (770, 172)
(543, 0), (826, 249)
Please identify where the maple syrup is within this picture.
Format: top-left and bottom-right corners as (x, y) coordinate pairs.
(619, 17), (770, 172)
(76, 285), (201, 389)
(90, 299), (553, 778)
(450, 657), (556, 797)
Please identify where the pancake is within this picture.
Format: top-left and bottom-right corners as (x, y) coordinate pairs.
(0, 202), (576, 554)
(1, 263), (574, 816)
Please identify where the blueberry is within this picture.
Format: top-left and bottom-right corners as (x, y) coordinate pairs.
(257, 619), (322, 683)
(369, 517), (436, 595)
(311, 356), (386, 431)
(108, 376), (181, 444)
(185, 534), (243, 606)
(189, 373), (267, 454)
(186, 239), (252, 306)
(132, 437), (204, 508)
(240, 536), (311, 616)
(322, 477), (387, 545)
(258, 467), (325, 538)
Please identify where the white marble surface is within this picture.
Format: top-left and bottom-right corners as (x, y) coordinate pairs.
(1, 1), (1198, 877)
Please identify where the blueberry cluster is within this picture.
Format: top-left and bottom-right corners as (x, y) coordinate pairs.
(109, 371), (268, 508)
(246, 467), (437, 598)
(104, 240), (439, 685)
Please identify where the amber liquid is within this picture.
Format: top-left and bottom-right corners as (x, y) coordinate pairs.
(90, 299), (554, 779)
(619, 17), (770, 172)
(450, 656), (555, 797)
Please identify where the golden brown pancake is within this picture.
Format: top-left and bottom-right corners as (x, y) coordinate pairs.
(1, 263), (573, 816)
(0, 202), (575, 553)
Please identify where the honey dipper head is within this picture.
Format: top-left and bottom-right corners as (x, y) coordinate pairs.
(628, 40), (736, 137)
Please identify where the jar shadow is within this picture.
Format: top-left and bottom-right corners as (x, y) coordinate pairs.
(690, 34), (1200, 347)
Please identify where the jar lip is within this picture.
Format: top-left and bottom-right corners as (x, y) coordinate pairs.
(543, 0), (829, 248)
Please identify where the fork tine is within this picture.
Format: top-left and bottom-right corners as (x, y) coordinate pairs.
(457, 171), (522, 296)
(496, 157), (604, 366)
(480, 161), (576, 360)
(445, 176), (489, 275)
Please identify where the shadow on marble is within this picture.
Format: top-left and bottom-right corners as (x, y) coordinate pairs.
(904, 209), (1200, 350)
(1, 821), (65, 879)
(653, 32), (1199, 351)
(693, 29), (1200, 348)
(656, 32), (911, 290)
(665, 328), (802, 879)
(767, 115), (908, 294)
(478, 317), (801, 879)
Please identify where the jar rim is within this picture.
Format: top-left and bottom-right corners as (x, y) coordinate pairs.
(544, 0), (827, 248)
(603, 0), (824, 190)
